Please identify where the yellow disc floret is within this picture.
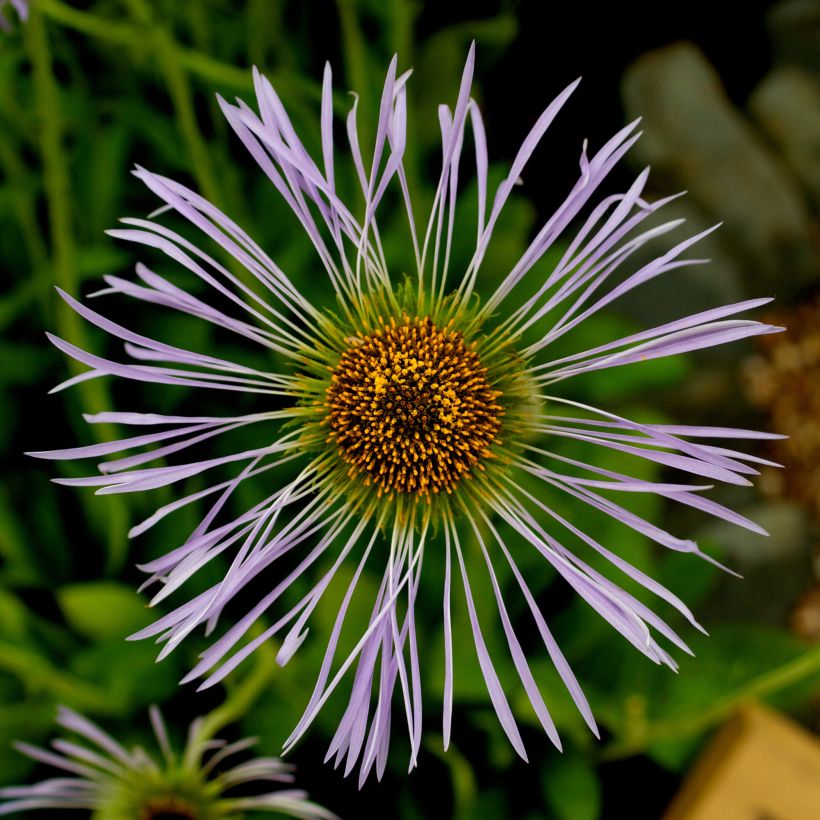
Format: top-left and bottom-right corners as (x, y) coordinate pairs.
(326, 316), (503, 498)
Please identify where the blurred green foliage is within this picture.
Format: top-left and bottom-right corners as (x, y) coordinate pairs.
(1, 2), (818, 818)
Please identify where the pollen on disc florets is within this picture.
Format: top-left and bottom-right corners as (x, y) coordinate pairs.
(325, 315), (504, 498)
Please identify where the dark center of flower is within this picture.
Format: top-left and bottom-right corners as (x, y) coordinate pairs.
(140, 796), (198, 820)
(326, 316), (503, 497)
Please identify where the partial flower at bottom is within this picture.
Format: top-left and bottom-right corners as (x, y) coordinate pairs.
(31, 45), (783, 782)
(0, 0), (27, 32)
(0, 706), (335, 818)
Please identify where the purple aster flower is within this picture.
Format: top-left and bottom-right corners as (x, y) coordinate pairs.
(31, 45), (782, 782)
(0, 706), (335, 817)
(0, 0), (27, 32)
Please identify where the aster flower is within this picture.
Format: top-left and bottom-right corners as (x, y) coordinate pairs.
(31, 45), (783, 781)
(0, 0), (27, 32)
(0, 706), (335, 817)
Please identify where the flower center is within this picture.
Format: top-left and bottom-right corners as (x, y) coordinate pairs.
(140, 797), (198, 820)
(326, 316), (503, 497)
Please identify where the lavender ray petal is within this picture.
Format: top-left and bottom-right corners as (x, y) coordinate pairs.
(450, 519), (528, 761)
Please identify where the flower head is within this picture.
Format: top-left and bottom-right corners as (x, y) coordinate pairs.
(0, 706), (335, 818)
(32, 45), (783, 782)
(0, 0), (27, 32)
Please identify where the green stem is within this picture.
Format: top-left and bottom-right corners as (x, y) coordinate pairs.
(0, 134), (50, 323)
(600, 643), (820, 759)
(37, 0), (136, 44)
(0, 489), (42, 583)
(388, 0), (416, 65)
(189, 639), (278, 767)
(124, 0), (263, 293)
(247, 0), (292, 71)
(37, 0), (323, 101)
(0, 641), (121, 714)
(26, 8), (129, 574)
(159, 40), (223, 211)
(336, 0), (372, 153)
(126, 0), (224, 211)
(425, 735), (477, 820)
(388, 0), (422, 220)
(27, 11), (77, 325)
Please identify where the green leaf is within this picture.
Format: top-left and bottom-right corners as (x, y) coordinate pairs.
(0, 590), (30, 642)
(69, 639), (181, 711)
(57, 581), (152, 641)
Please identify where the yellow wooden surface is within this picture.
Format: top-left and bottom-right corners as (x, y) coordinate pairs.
(664, 703), (820, 820)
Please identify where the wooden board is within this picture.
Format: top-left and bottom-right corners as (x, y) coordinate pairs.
(664, 703), (820, 820)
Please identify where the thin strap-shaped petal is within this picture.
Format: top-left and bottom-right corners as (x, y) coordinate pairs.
(507, 471), (705, 633)
(55, 709), (132, 766)
(282, 537), (425, 755)
(449, 518), (528, 761)
(442, 523), (454, 750)
(466, 510), (561, 749)
(533, 298), (774, 368)
(478, 509), (597, 737)
(468, 100), (488, 241)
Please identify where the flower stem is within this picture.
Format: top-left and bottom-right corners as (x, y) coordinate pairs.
(600, 643), (820, 759)
(194, 638), (278, 758)
(336, 0), (373, 152)
(37, 0), (324, 101)
(124, 0), (224, 209)
(425, 735), (478, 820)
(0, 640), (121, 714)
(0, 134), (50, 324)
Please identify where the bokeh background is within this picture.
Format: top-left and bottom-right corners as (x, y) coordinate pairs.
(2, 1), (820, 817)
